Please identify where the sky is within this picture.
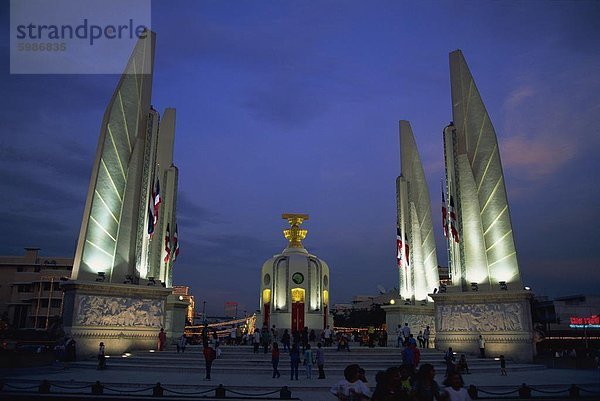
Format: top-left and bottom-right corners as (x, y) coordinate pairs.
(1, 1), (599, 316)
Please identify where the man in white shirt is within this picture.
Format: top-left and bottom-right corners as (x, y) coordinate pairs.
(323, 326), (332, 347)
(478, 335), (485, 358)
(401, 323), (411, 344)
(330, 364), (371, 401)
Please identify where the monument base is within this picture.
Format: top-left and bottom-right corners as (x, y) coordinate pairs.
(383, 303), (435, 347)
(165, 294), (189, 345)
(61, 281), (171, 356)
(431, 290), (534, 362)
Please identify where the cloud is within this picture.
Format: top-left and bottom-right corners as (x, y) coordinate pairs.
(501, 135), (577, 179)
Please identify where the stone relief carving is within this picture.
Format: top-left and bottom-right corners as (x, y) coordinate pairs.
(395, 315), (435, 334)
(74, 295), (164, 327)
(437, 303), (523, 332)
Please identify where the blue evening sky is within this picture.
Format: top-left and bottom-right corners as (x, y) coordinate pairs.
(1, 1), (599, 315)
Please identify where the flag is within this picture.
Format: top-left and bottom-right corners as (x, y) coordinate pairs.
(173, 224), (179, 262)
(449, 195), (459, 243)
(164, 223), (171, 263)
(396, 227), (403, 267)
(442, 191), (448, 238)
(152, 179), (162, 225)
(404, 233), (410, 268)
(147, 203), (155, 237)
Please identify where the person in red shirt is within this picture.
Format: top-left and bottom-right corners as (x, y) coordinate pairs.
(412, 342), (421, 369)
(203, 342), (216, 380)
(158, 328), (167, 351)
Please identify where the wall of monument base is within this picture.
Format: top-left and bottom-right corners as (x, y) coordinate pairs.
(61, 280), (172, 357)
(434, 332), (534, 363)
(67, 327), (162, 356)
(431, 290), (535, 363)
(383, 304), (435, 347)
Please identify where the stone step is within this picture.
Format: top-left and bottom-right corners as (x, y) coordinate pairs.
(67, 360), (546, 375)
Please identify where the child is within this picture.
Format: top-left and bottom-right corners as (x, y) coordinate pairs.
(271, 342), (281, 378)
(316, 342), (326, 379)
(499, 355), (507, 376)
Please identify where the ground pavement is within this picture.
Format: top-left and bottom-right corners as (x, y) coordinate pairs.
(2, 344), (599, 400)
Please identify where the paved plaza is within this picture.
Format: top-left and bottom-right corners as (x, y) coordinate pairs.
(2, 345), (599, 400)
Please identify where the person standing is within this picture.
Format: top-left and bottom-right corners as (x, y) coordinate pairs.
(253, 328), (260, 354)
(281, 329), (291, 351)
(499, 355), (507, 376)
(412, 342), (421, 369)
(203, 341), (216, 380)
(97, 342), (106, 370)
(417, 331), (424, 348)
(478, 335), (486, 358)
(304, 344), (315, 379)
(323, 325), (332, 347)
(401, 342), (414, 366)
(396, 324), (403, 347)
(261, 326), (272, 354)
(301, 327), (309, 352)
(271, 342), (281, 378)
(289, 343), (300, 380)
(444, 347), (456, 377)
(316, 342), (326, 379)
(177, 334), (187, 353)
(158, 328), (167, 351)
(401, 323), (411, 345)
(423, 326), (431, 349)
(271, 325), (278, 342)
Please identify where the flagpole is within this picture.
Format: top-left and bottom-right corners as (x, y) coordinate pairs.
(442, 179), (452, 284)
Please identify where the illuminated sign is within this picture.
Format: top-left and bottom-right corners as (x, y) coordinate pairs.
(569, 315), (600, 329)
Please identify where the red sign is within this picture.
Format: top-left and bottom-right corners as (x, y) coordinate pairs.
(570, 315), (600, 325)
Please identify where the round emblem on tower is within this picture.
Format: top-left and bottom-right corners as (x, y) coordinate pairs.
(292, 272), (304, 284)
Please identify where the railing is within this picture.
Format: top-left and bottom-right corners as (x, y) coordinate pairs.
(0, 379), (297, 399)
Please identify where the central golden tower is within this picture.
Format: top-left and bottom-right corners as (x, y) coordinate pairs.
(282, 213), (309, 248)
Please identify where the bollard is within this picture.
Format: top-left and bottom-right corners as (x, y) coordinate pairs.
(91, 381), (103, 395)
(467, 384), (478, 399)
(569, 384), (580, 398)
(215, 384), (226, 399)
(518, 383), (531, 399)
(153, 382), (163, 397)
(38, 380), (51, 394)
(280, 386), (292, 399)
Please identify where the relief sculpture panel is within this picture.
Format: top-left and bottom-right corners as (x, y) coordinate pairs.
(74, 295), (164, 327)
(437, 303), (523, 332)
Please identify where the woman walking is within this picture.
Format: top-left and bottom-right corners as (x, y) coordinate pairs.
(271, 342), (281, 378)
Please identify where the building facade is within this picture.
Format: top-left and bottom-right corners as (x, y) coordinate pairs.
(0, 248), (73, 329)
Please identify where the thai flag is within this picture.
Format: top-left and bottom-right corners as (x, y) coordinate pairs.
(449, 196), (459, 243)
(396, 227), (403, 267)
(153, 179), (162, 225)
(173, 224), (179, 262)
(404, 233), (410, 268)
(147, 203), (155, 237)
(442, 191), (448, 238)
(164, 223), (171, 263)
